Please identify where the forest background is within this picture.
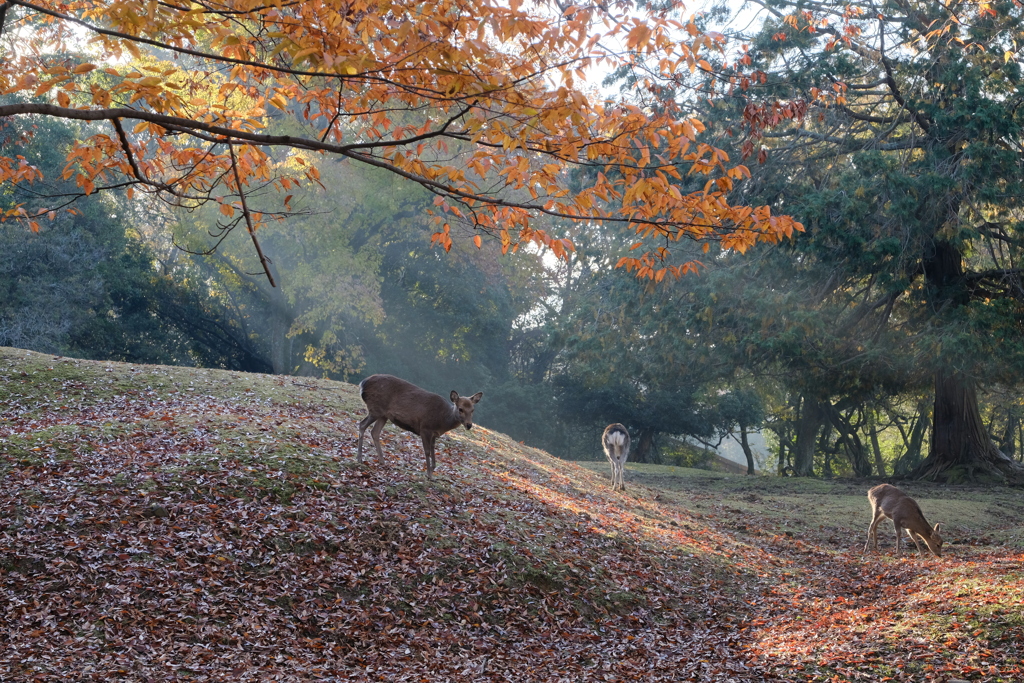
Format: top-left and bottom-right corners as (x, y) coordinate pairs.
(2, 0), (1024, 484)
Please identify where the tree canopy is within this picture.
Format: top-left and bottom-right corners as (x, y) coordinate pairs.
(0, 0), (802, 281)
(634, 0), (1024, 482)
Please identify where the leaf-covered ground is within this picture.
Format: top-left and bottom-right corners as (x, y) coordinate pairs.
(2, 347), (1022, 682)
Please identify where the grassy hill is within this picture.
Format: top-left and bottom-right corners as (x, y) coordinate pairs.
(1, 347), (1022, 682)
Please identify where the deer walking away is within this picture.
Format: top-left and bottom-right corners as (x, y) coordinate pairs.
(602, 423), (630, 491)
(356, 374), (483, 479)
(864, 483), (944, 557)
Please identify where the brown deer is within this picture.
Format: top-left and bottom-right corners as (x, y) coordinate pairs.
(864, 483), (944, 557)
(602, 423), (630, 491)
(356, 374), (482, 479)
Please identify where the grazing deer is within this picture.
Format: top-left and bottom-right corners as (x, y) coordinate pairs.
(356, 374), (482, 479)
(602, 423), (630, 491)
(864, 483), (944, 557)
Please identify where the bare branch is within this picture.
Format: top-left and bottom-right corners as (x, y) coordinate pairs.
(227, 144), (276, 288)
(878, 14), (931, 135)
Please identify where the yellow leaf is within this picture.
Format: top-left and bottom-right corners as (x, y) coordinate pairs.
(292, 46), (321, 62)
(73, 63), (97, 74)
(34, 80), (57, 97)
(473, 235), (482, 248)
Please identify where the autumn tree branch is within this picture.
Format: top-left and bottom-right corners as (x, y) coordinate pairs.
(9, 0), (362, 82)
(9, 0), (589, 104)
(1, 102), (763, 240)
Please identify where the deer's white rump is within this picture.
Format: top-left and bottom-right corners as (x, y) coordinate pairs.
(602, 423), (630, 491)
(356, 374), (482, 479)
(864, 483), (944, 557)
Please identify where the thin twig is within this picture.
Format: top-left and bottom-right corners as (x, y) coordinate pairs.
(228, 144), (276, 288)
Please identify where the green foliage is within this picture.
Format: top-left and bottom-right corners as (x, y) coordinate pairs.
(0, 110), (272, 369)
(608, 0), (1024, 479)
(364, 229), (515, 394)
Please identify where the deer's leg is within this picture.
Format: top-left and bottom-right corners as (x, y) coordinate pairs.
(893, 521), (903, 556)
(907, 530), (926, 556)
(369, 417), (387, 460)
(864, 509), (883, 553)
(356, 414), (377, 463)
(422, 434), (435, 479)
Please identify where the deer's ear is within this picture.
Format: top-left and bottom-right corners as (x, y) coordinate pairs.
(470, 392), (483, 404)
(450, 390), (460, 402)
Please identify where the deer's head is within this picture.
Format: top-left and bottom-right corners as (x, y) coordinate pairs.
(451, 390), (483, 430)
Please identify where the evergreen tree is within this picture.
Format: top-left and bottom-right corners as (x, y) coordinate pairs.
(638, 0), (1024, 482)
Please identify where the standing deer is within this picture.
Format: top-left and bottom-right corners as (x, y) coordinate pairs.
(602, 423), (630, 491)
(356, 374), (482, 479)
(863, 483), (944, 557)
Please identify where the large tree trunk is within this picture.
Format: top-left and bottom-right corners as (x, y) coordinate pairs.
(912, 370), (1024, 484)
(738, 426), (756, 475)
(632, 428), (658, 464)
(793, 396), (825, 476)
(912, 241), (1024, 484)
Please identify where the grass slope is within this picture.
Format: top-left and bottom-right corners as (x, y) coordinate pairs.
(1, 347), (1022, 682)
